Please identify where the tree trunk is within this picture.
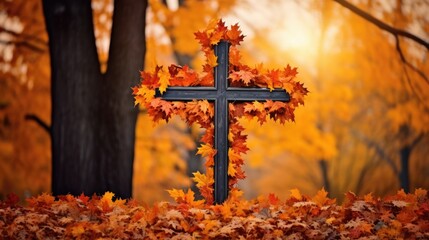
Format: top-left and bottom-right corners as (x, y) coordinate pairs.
(100, 0), (147, 198)
(318, 159), (331, 195)
(399, 145), (411, 193)
(43, 0), (101, 196)
(43, 0), (147, 198)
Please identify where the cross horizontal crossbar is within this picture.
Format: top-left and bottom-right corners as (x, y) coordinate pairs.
(156, 87), (290, 101)
(155, 41), (290, 204)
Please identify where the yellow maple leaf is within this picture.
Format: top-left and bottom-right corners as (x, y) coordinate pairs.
(290, 188), (302, 201)
(182, 189), (205, 207)
(167, 189), (185, 202)
(192, 171), (213, 188)
(326, 217), (335, 225)
(228, 162), (237, 177)
(197, 143), (216, 157)
(71, 225), (85, 237)
(135, 86), (155, 105)
(158, 68), (170, 94)
(204, 18), (218, 35)
(101, 191), (115, 207)
(206, 50), (218, 67)
(228, 148), (242, 164)
(253, 101), (265, 112)
(255, 62), (265, 74)
(199, 100), (210, 114)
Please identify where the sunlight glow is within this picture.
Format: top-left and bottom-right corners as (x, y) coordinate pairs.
(224, 0), (320, 67)
(268, 4), (319, 66)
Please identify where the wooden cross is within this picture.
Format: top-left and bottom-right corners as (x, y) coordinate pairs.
(155, 41), (290, 204)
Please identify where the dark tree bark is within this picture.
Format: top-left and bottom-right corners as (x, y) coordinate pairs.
(100, 0), (147, 198)
(399, 145), (411, 193)
(42, 0), (147, 198)
(398, 132), (423, 193)
(318, 159), (331, 196)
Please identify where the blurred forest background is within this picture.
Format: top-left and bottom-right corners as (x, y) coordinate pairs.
(1, 0), (428, 203)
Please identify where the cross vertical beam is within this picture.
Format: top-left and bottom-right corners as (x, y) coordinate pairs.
(214, 41), (229, 204)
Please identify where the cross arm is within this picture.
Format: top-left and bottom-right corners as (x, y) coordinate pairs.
(226, 88), (290, 101)
(156, 87), (290, 102)
(155, 87), (218, 101)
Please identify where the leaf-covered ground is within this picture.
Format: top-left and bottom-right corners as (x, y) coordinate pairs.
(1, 189), (428, 239)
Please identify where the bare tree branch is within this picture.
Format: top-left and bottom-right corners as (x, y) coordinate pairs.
(0, 26), (47, 46)
(334, 0), (429, 87)
(353, 130), (399, 176)
(410, 133), (424, 148)
(333, 0), (429, 50)
(0, 39), (47, 53)
(24, 114), (51, 134)
(395, 35), (429, 84)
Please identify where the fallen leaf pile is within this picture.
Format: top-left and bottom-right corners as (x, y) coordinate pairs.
(1, 188), (428, 239)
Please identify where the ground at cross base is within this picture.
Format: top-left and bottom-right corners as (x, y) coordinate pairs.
(1, 188), (428, 239)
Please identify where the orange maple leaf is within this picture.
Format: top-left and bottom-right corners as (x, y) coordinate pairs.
(226, 23), (245, 46)
(174, 65), (199, 86)
(283, 64), (298, 78)
(210, 30), (224, 46)
(243, 102), (255, 114)
(227, 189), (244, 203)
(201, 127), (214, 145)
(229, 46), (241, 66)
(160, 101), (173, 116)
(312, 188), (330, 206)
(27, 192), (55, 207)
(230, 133), (249, 154)
(201, 219), (221, 235)
(199, 100), (214, 117)
(229, 70), (254, 85)
(194, 31), (210, 48)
